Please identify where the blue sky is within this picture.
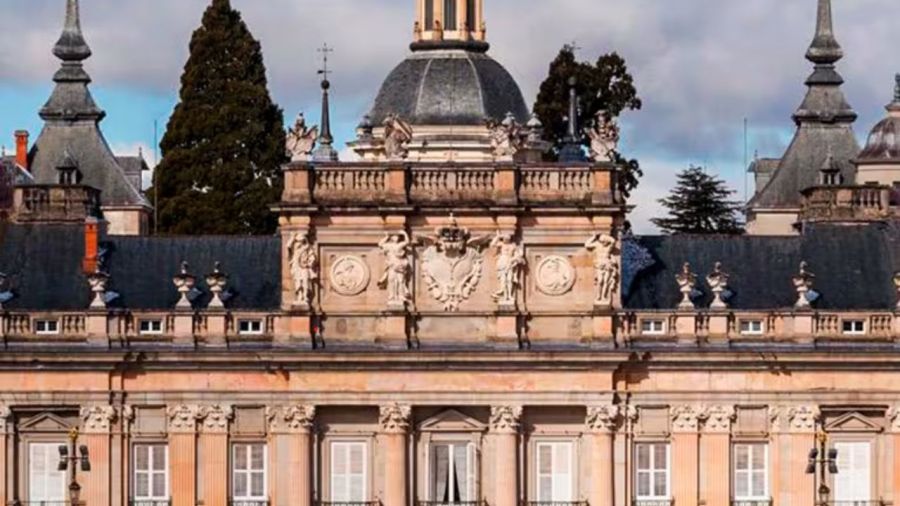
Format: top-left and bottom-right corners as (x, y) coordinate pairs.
(1, 0), (899, 232)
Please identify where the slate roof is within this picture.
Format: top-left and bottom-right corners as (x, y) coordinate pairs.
(367, 48), (530, 126)
(0, 224), (281, 311)
(625, 223), (900, 311)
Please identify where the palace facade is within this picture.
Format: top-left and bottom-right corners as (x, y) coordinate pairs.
(3, 1), (900, 506)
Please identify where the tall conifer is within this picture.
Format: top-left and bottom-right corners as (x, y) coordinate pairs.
(154, 0), (286, 235)
(652, 166), (746, 235)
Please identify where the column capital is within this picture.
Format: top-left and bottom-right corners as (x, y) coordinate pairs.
(701, 405), (735, 434)
(379, 404), (412, 434)
(887, 406), (900, 433)
(198, 404), (233, 434)
(770, 405), (819, 434)
(80, 405), (117, 434)
(167, 404), (202, 434)
(671, 404), (704, 433)
(0, 404), (11, 434)
(267, 405), (316, 434)
(490, 405), (523, 434)
(586, 404), (620, 433)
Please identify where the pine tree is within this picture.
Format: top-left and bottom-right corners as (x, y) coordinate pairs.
(154, 0), (286, 235)
(533, 45), (643, 196)
(651, 166), (746, 235)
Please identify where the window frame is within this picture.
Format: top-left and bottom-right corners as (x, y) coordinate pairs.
(634, 442), (670, 501)
(534, 440), (576, 503)
(841, 319), (866, 336)
(640, 319), (666, 336)
(34, 319), (60, 335)
(329, 440), (369, 503)
(28, 441), (67, 502)
(231, 442), (267, 502)
(427, 440), (477, 503)
(739, 319), (765, 336)
(238, 319), (264, 336)
(732, 442), (769, 501)
(832, 440), (873, 502)
(132, 443), (169, 501)
(138, 319), (164, 336)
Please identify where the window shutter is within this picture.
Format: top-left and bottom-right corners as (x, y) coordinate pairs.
(467, 443), (477, 503)
(331, 443), (348, 502)
(349, 443), (365, 502)
(552, 442), (573, 502)
(834, 442), (871, 501)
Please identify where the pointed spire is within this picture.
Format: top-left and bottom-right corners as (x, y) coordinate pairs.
(893, 73), (900, 104)
(312, 43), (338, 162)
(806, 0), (842, 65)
(53, 0), (92, 62)
(886, 74), (900, 116)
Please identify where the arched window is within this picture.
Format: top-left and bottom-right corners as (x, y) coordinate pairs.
(466, 0), (476, 31)
(444, 0), (457, 30)
(425, 0), (435, 30)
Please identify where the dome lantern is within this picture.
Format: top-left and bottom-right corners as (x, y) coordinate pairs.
(414, 0), (487, 51)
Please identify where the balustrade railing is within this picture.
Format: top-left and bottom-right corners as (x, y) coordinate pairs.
(410, 168), (494, 203)
(801, 185), (893, 222)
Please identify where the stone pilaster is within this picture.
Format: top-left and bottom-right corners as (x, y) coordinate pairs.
(0, 405), (10, 506)
(490, 405), (522, 506)
(167, 404), (201, 506)
(773, 405), (818, 506)
(267, 405), (316, 506)
(198, 405), (232, 506)
(671, 405), (702, 506)
(888, 407), (900, 499)
(80, 405), (116, 506)
(700, 406), (734, 506)
(586, 405), (619, 506)
(378, 404), (411, 506)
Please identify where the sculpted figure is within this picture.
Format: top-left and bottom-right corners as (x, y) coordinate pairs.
(378, 231), (413, 307)
(586, 110), (620, 162)
(487, 112), (525, 160)
(285, 113), (318, 161)
(585, 232), (619, 308)
(288, 232), (318, 306)
(382, 114), (413, 160)
(491, 232), (525, 306)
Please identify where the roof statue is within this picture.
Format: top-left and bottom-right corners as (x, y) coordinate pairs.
(286, 113), (318, 162)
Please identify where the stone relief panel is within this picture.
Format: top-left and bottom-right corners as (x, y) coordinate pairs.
(378, 232), (413, 309)
(417, 219), (492, 312)
(329, 255), (371, 296)
(535, 255), (577, 296)
(490, 232), (526, 309)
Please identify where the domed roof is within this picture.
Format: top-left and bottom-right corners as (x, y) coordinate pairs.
(858, 79), (900, 162)
(368, 46), (530, 127)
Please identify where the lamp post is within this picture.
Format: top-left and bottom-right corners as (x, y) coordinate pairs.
(58, 427), (91, 506)
(805, 431), (838, 506)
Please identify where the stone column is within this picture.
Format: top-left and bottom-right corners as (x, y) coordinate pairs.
(378, 404), (411, 506)
(198, 405), (233, 506)
(167, 404), (201, 506)
(586, 405), (620, 506)
(773, 405), (817, 506)
(267, 405), (316, 506)
(79, 405), (117, 506)
(700, 406), (734, 506)
(890, 408), (900, 504)
(671, 405), (702, 506)
(490, 405), (522, 506)
(0, 405), (10, 505)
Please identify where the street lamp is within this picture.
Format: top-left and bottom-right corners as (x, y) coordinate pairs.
(58, 428), (91, 505)
(805, 431), (838, 506)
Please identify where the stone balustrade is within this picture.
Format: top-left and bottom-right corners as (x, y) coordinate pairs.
(12, 185), (101, 224)
(281, 161), (620, 208)
(800, 185), (893, 223)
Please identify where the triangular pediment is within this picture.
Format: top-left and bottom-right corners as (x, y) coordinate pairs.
(824, 412), (882, 433)
(418, 409), (486, 432)
(18, 412), (74, 433)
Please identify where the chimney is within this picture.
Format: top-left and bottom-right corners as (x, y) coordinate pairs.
(14, 130), (28, 170)
(83, 217), (99, 274)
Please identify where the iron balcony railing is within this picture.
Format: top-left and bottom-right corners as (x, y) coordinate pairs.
(319, 502), (380, 506)
(525, 502), (589, 506)
(633, 500), (672, 506)
(418, 502), (482, 506)
(732, 500), (772, 506)
(828, 502), (884, 506)
(18, 502), (68, 506)
(230, 501), (270, 506)
(131, 500), (171, 506)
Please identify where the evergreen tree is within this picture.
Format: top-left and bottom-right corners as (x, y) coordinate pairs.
(154, 0), (286, 235)
(533, 45), (643, 196)
(651, 166), (746, 235)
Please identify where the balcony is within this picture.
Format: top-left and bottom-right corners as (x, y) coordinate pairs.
(230, 501), (269, 506)
(131, 501), (171, 506)
(319, 502), (380, 506)
(800, 185), (893, 223)
(18, 502), (68, 506)
(732, 500), (771, 506)
(633, 500), (672, 506)
(828, 502), (884, 506)
(525, 502), (589, 506)
(418, 502), (482, 506)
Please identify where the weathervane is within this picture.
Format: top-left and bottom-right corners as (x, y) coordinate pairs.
(317, 43), (333, 83)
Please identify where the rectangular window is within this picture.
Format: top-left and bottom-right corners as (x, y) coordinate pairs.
(35, 319), (60, 335)
(641, 320), (666, 336)
(139, 319), (164, 335)
(740, 320), (765, 335)
(833, 442), (871, 502)
(733, 443), (768, 500)
(536, 441), (574, 502)
(425, 0), (435, 29)
(430, 442), (476, 503)
(331, 441), (367, 503)
(635, 443), (669, 500)
(238, 319), (264, 336)
(232, 443), (267, 501)
(466, 0), (477, 30)
(133, 444), (168, 501)
(29, 442), (66, 502)
(444, 0), (457, 30)
(842, 320), (866, 335)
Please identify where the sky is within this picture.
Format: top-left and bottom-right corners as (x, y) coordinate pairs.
(1, 0), (899, 233)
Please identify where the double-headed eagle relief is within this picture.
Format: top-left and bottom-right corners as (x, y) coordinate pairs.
(417, 217), (493, 312)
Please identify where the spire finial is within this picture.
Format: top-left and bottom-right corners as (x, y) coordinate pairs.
(806, 0), (842, 65)
(312, 43), (339, 162)
(894, 74), (900, 103)
(53, 0), (92, 62)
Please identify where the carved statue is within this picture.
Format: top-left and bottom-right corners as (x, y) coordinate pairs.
(418, 216), (492, 311)
(487, 112), (525, 160)
(382, 114), (413, 160)
(894, 271), (900, 310)
(285, 113), (318, 162)
(706, 262), (731, 310)
(378, 231), (413, 308)
(792, 261), (816, 309)
(586, 110), (620, 162)
(288, 232), (318, 307)
(585, 232), (619, 308)
(675, 262), (698, 310)
(491, 232), (526, 307)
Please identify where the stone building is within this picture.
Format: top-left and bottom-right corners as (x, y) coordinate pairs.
(3, 1), (900, 506)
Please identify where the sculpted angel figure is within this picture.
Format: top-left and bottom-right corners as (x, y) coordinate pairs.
(285, 113), (318, 161)
(585, 232), (619, 307)
(382, 114), (414, 160)
(586, 110), (620, 162)
(491, 232), (525, 306)
(487, 112), (525, 160)
(378, 231), (413, 307)
(288, 232), (318, 306)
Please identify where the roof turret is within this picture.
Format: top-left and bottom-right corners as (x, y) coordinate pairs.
(857, 75), (900, 162)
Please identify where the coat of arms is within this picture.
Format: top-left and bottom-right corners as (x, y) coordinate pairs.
(418, 217), (492, 311)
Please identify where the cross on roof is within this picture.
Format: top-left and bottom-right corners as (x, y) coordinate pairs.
(317, 43), (333, 81)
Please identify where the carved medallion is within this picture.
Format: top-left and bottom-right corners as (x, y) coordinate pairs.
(329, 255), (370, 296)
(535, 255), (576, 296)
